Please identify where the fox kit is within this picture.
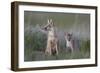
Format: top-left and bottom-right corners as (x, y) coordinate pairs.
(42, 19), (58, 55)
(65, 33), (74, 53)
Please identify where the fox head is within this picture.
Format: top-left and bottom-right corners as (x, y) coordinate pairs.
(65, 32), (72, 41)
(42, 19), (54, 31)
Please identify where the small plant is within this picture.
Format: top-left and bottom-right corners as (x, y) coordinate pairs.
(80, 40), (90, 52)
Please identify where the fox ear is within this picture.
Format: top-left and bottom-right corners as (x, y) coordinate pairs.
(51, 21), (54, 26)
(50, 19), (54, 26)
(48, 19), (50, 23)
(50, 19), (52, 22)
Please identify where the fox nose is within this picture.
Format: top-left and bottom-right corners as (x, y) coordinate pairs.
(44, 27), (47, 30)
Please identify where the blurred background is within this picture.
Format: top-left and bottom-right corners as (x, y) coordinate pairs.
(24, 11), (90, 61)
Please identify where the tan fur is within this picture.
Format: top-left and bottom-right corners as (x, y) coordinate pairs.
(65, 33), (74, 53)
(45, 37), (58, 55)
(44, 19), (58, 55)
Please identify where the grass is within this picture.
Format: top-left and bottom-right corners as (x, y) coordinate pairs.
(24, 31), (90, 61)
(24, 49), (90, 61)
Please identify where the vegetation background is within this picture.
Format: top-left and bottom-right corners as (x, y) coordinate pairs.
(24, 11), (90, 61)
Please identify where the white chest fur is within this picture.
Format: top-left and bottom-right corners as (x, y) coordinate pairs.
(48, 29), (55, 41)
(66, 40), (73, 48)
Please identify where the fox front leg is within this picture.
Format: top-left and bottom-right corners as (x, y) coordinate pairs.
(45, 48), (50, 55)
(55, 44), (58, 55)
